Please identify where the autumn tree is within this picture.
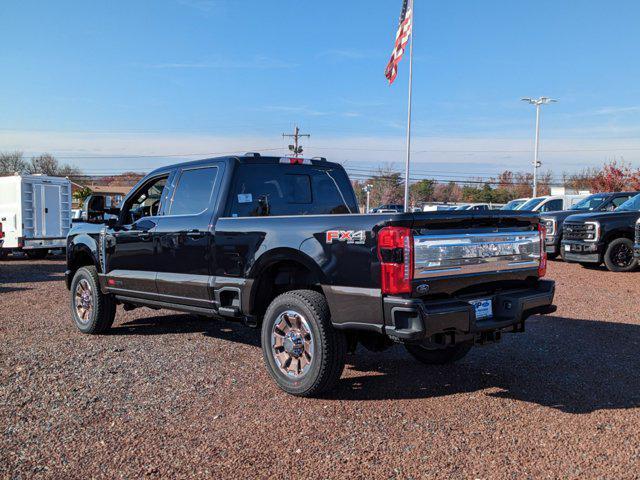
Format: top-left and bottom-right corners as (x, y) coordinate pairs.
(409, 179), (435, 206)
(368, 167), (403, 207)
(589, 160), (631, 192)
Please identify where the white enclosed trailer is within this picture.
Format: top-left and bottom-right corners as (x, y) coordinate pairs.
(0, 174), (72, 258)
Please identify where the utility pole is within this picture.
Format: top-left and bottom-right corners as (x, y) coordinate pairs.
(363, 184), (373, 213)
(521, 97), (557, 197)
(282, 125), (310, 157)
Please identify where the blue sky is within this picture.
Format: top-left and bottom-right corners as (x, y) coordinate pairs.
(1, 0), (640, 180)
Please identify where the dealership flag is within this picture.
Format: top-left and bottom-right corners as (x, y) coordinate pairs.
(384, 0), (415, 211)
(384, 0), (413, 85)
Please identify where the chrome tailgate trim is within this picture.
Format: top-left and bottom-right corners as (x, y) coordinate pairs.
(414, 231), (541, 279)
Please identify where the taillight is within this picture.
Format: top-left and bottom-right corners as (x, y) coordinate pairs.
(377, 226), (413, 294)
(0, 222), (4, 239)
(538, 223), (547, 278)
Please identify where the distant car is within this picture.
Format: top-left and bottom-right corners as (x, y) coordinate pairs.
(371, 204), (403, 213)
(518, 194), (589, 213)
(422, 204), (456, 212)
(502, 198), (529, 210)
(455, 204), (491, 211)
(541, 192), (639, 259)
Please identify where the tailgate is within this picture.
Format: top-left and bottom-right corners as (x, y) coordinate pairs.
(410, 211), (543, 291)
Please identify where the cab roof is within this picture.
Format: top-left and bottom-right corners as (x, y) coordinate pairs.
(147, 153), (340, 176)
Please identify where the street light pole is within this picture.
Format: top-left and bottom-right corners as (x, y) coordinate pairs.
(522, 97), (557, 198)
(363, 184), (372, 213)
(533, 103), (541, 197)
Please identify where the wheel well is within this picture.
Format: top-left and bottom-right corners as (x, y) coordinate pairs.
(69, 249), (97, 279)
(603, 230), (634, 246)
(251, 261), (322, 320)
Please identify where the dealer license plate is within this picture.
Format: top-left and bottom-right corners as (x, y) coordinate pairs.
(470, 298), (493, 320)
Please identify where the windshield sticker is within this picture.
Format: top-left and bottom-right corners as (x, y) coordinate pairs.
(237, 193), (253, 204)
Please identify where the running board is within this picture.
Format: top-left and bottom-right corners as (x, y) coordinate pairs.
(114, 295), (217, 317)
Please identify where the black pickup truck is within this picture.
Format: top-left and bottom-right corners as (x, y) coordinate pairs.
(562, 193), (640, 272)
(540, 191), (638, 259)
(66, 154), (555, 396)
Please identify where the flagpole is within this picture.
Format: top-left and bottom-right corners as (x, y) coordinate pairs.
(403, 0), (414, 212)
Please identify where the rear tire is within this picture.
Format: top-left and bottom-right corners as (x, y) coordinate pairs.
(25, 249), (48, 259)
(603, 238), (637, 272)
(405, 341), (473, 365)
(70, 266), (116, 334)
(0, 249), (8, 259)
(261, 289), (347, 397)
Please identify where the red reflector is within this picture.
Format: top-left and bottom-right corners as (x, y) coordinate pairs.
(538, 223), (547, 278)
(107, 278), (116, 286)
(377, 226), (413, 294)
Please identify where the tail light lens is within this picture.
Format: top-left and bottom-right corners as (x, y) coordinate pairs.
(538, 223), (547, 278)
(0, 222), (4, 239)
(377, 226), (413, 294)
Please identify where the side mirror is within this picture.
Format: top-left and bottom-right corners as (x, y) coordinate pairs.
(106, 217), (119, 228)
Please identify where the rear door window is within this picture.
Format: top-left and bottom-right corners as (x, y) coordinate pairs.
(227, 164), (355, 217)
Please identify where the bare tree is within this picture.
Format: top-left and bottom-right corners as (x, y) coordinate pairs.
(0, 151), (27, 175)
(23, 153), (81, 177)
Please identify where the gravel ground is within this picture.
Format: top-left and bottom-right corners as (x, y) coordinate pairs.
(2, 256), (640, 479)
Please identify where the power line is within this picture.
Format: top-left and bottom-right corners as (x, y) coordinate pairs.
(50, 147), (285, 160)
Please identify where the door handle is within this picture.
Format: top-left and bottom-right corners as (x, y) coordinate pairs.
(138, 232), (151, 240)
(186, 229), (205, 238)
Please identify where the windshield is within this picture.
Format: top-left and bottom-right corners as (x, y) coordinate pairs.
(518, 197), (545, 211)
(501, 199), (526, 210)
(616, 193), (640, 212)
(454, 205), (470, 210)
(570, 194), (608, 211)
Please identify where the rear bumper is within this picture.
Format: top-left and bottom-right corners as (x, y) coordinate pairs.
(23, 237), (66, 250)
(382, 280), (556, 343)
(561, 240), (603, 263)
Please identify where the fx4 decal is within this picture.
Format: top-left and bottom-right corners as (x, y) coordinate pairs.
(325, 230), (366, 245)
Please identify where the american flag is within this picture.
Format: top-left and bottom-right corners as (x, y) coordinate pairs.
(384, 0), (413, 85)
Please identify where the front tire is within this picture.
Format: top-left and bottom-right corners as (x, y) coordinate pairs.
(603, 238), (637, 272)
(405, 341), (473, 365)
(261, 290), (347, 397)
(70, 266), (116, 334)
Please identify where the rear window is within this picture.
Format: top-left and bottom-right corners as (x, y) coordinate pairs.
(226, 164), (356, 217)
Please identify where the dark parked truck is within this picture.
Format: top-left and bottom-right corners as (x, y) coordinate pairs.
(541, 192), (638, 259)
(562, 193), (640, 272)
(66, 155), (556, 396)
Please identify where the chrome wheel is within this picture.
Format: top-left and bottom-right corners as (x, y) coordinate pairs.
(74, 278), (93, 323)
(271, 310), (314, 378)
